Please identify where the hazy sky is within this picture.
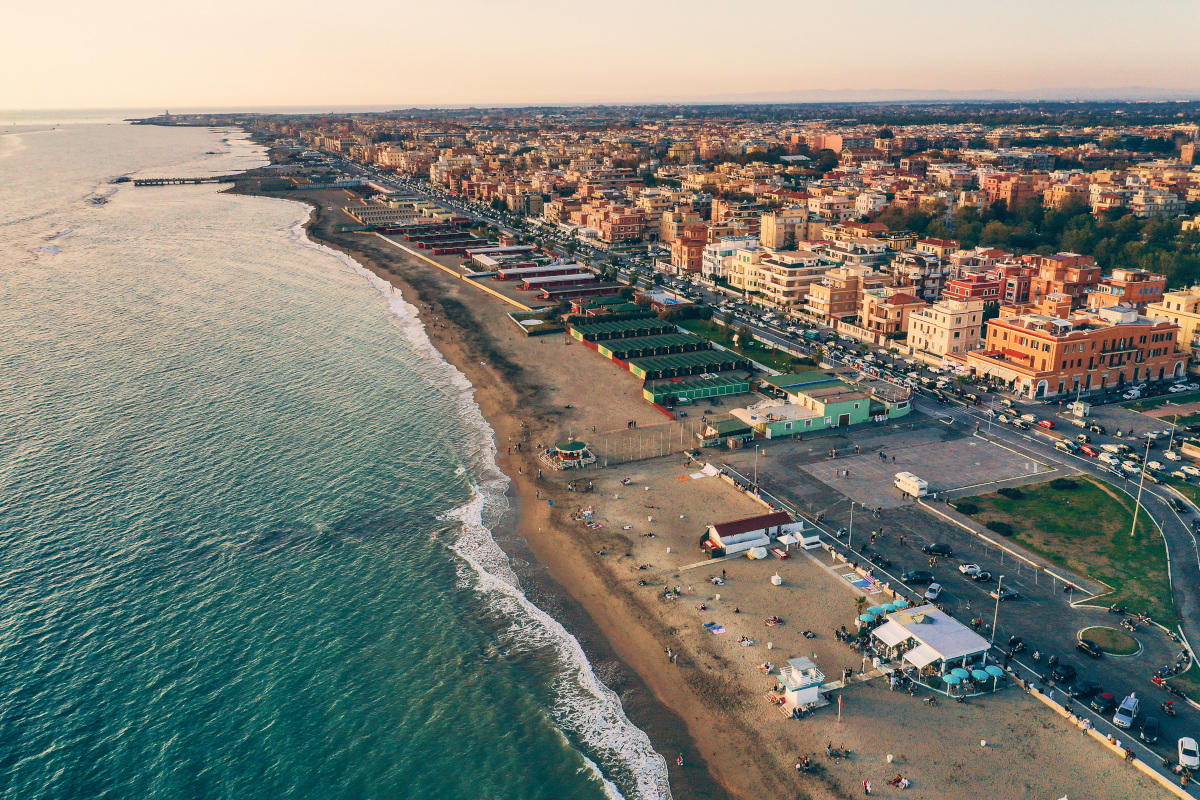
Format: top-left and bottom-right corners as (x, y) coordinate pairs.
(5, 0), (1200, 110)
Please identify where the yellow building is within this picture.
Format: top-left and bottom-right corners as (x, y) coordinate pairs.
(1147, 288), (1200, 372)
(908, 298), (986, 358)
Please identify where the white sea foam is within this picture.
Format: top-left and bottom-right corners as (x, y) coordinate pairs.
(280, 203), (671, 800)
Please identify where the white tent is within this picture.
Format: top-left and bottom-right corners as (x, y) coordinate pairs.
(872, 620), (910, 649)
(903, 643), (941, 669)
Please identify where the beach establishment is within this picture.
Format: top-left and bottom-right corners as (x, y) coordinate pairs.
(868, 604), (995, 695)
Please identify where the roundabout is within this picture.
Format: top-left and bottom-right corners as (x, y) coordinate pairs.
(1079, 625), (1141, 657)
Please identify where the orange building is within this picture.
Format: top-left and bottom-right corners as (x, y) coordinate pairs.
(670, 224), (708, 274)
(966, 304), (1185, 398)
(1085, 268), (1166, 313)
(1028, 253), (1101, 309)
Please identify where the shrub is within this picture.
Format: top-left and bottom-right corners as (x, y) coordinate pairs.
(954, 501), (980, 515)
(997, 487), (1024, 500)
(1049, 478), (1078, 491)
(985, 521), (1016, 536)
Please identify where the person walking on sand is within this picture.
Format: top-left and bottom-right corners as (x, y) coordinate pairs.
(863, 778), (872, 795)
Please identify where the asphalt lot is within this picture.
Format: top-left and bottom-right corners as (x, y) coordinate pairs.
(717, 413), (1198, 764)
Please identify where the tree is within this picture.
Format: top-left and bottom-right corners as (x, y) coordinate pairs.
(887, 346), (900, 366)
(737, 324), (752, 345)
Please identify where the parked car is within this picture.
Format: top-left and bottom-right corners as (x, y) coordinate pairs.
(924, 583), (944, 601)
(1100, 443), (1122, 453)
(1147, 460), (1165, 471)
(997, 414), (1012, 424)
(1183, 466), (1200, 478)
(989, 586), (1019, 601)
(1090, 692), (1117, 715)
(1075, 434), (1091, 444)
(1140, 716), (1160, 744)
(1037, 419), (1056, 430)
(1066, 680), (1102, 699)
(1170, 498), (1191, 513)
(1051, 663), (1078, 684)
(922, 543), (953, 557)
(1020, 413), (1037, 423)
(1165, 450), (1183, 461)
(1099, 453), (1120, 467)
(1180, 737), (1200, 769)
(1076, 639), (1103, 659)
(958, 563), (983, 576)
(1055, 440), (1078, 454)
(1088, 423), (1107, 435)
(902, 570), (935, 585)
(1012, 420), (1030, 430)
(971, 571), (993, 582)
(1113, 694), (1139, 728)
(1170, 384), (1190, 393)
(1080, 444), (1099, 457)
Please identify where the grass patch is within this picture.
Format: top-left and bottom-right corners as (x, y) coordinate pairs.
(678, 319), (819, 374)
(1169, 662), (1200, 700)
(960, 477), (1178, 628)
(1079, 626), (1139, 655)
(1123, 391), (1200, 411)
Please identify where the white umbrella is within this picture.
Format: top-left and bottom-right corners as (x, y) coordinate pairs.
(778, 533), (798, 550)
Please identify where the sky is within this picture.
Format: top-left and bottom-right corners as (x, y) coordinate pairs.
(5, 0), (1200, 110)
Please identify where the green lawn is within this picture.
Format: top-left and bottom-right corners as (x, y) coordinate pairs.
(1169, 662), (1200, 700)
(961, 477), (1178, 628)
(678, 319), (819, 374)
(1123, 391), (1200, 411)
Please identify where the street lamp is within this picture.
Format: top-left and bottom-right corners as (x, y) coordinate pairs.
(1130, 435), (1153, 538)
(990, 575), (1005, 647)
(754, 444), (764, 488)
(848, 501), (857, 550)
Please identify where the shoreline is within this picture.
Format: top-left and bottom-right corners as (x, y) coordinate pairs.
(244, 187), (741, 800)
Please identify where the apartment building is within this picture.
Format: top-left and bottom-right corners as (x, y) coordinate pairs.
(1029, 253), (1101, 308)
(660, 208), (703, 243)
(860, 288), (926, 339)
(1129, 187), (1186, 218)
(991, 263), (1033, 305)
(731, 249), (828, 308)
(1085, 268), (1166, 313)
(1147, 288), (1200, 372)
(887, 252), (948, 301)
(802, 266), (885, 322)
(819, 237), (888, 268)
(759, 206), (808, 249)
(701, 235), (760, 282)
(942, 274), (1001, 307)
(908, 298), (985, 358)
(915, 238), (959, 259)
(670, 224), (708, 274)
(966, 304), (1185, 398)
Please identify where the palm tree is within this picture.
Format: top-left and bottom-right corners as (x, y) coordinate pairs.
(858, 343), (870, 357)
(887, 346), (900, 367)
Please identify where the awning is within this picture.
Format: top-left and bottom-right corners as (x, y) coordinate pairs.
(903, 643), (941, 669)
(872, 620), (910, 648)
(777, 533), (798, 545)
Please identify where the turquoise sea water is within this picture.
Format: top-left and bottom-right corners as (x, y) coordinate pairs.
(0, 122), (668, 799)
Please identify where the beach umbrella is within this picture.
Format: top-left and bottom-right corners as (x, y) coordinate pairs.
(868, 606), (886, 616)
(881, 602), (898, 613)
(941, 674), (961, 694)
(985, 664), (1006, 692)
(971, 669), (990, 683)
(859, 613), (876, 623)
(892, 599), (909, 609)
(951, 667), (971, 680)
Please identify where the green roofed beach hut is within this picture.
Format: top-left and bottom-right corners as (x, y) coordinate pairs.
(598, 334), (709, 361)
(569, 318), (676, 342)
(626, 351), (751, 380)
(642, 374), (749, 404)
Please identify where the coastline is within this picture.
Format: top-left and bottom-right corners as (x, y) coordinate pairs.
(249, 188), (740, 800)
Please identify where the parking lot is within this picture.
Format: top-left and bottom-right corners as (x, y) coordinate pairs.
(717, 414), (1198, 764)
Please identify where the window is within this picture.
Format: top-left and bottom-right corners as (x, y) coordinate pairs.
(805, 419), (812, 428)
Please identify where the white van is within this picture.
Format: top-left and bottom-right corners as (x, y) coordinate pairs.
(894, 471), (928, 498)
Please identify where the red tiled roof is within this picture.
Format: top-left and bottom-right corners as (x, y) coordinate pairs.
(712, 512), (794, 538)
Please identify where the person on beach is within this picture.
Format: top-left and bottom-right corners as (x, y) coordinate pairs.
(863, 778), (872, 795)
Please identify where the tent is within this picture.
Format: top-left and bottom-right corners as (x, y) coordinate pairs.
(903, 643), (941, 669)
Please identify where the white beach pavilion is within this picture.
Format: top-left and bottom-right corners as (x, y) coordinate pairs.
(870, 604), (990, 677)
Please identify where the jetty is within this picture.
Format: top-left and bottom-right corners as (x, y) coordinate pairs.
(133, 175), (242, 187)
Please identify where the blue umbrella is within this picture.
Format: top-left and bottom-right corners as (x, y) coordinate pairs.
(881, 602), (898, 612)
(868, 606), (886, 616)
(859, 613), (876, 622)
(941, 674), (962, 685)
(985, 665), (1005, 677)
(893, 599), (910, 609)
(951, 667), (971, 680)
(972, 669), (990, 682)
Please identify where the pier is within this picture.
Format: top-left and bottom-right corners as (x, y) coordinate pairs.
(133, 175), (242, 187)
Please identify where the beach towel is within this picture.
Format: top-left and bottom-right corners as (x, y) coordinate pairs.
(709, 625), (726, 634)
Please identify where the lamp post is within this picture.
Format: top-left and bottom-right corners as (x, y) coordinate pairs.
(1130, 435), (1152, 538)
(754, 444), (763, 488)
(848, 501), (857, 550)
(990, 575), (1005, 647)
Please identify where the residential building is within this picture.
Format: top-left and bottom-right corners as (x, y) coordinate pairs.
(859, 288), (926, 339)
(1085, 268), (1166, 313)
(1147, 288), (1200, 372)
(887, 252), (948, 301)
(753, 250), (828, 309)
(908, 298), (985, 358)
(819, 237), (888, 268)
(759, 206), (808, 249)
(701, 235), (760, 283)
(966, 304), (1185, 398)
(991, 262), (1033, 306)
(802, 266), (885, 322)
(1028, 253), (1101, 308)
(943, 274), (1001, 307)
(670, 224), (708, 274)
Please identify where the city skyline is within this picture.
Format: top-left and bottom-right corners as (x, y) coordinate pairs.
(5, 0), (1200, 110)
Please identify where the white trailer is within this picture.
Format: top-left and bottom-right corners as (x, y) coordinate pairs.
(894, 471), (928, 498)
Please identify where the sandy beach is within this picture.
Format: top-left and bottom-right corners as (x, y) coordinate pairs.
(229, 182), (1167, 800)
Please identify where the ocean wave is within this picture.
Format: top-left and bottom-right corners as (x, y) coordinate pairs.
(281, 206), (671, 800)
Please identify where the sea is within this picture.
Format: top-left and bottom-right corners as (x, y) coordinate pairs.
(0, 111), (670, 800)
